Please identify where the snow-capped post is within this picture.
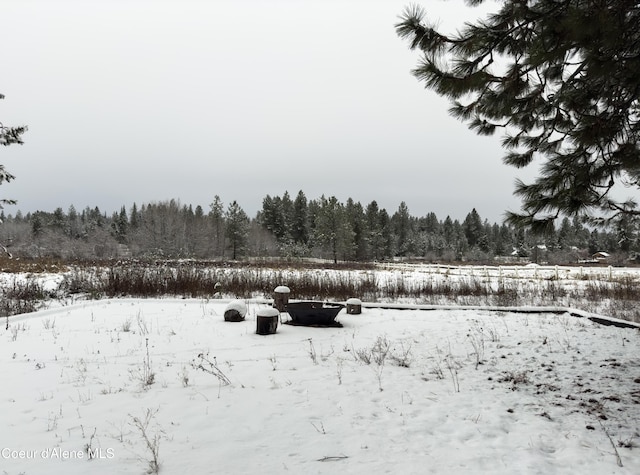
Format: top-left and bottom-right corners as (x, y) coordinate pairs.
(346, 298), (362, 315)
(256, 308), (279, 335)
(213, 281), (222, 298)
(273, 285), (290, 312)
(224, 299), (247, 322)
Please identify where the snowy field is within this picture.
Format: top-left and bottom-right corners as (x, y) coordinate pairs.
(2, 298), (639, 474)
(3, 261), (639, 322)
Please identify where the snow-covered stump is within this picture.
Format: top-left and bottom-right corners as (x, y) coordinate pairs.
(273, 285), (290, 312)
(346, 298), (362, 315)
(256, 308), (279, 335)
(224, 300), (247, 322)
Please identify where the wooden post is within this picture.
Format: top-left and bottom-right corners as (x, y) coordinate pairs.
(256, 308), (279, 335)
(273, 286), (290, 312)
(346, 298), (362, 315)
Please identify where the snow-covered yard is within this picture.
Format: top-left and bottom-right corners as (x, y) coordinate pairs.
(2, 298), (639, 474)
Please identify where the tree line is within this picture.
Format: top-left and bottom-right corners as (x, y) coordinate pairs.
(0, 191), (636, 264)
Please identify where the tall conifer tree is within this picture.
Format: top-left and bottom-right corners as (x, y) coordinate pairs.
(396, 1), (640, 231)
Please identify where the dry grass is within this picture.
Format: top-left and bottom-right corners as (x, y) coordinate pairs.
(1, 258), (640, 322)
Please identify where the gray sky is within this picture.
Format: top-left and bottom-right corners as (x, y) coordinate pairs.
(1, 0), (531, 223)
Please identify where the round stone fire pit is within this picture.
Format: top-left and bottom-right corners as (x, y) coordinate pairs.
(285, 301), (345, 327)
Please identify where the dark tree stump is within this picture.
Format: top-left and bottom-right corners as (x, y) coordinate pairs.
(224, 300), (247, 322)
(273, 285), (290, 312)
(346, 298), (362, 315)
(224, 309), (244, 322)
(256, 308), (279, 335)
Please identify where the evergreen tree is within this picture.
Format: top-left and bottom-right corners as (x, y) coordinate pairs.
(557, 217), (574, 249)
(396, 1), (640, 231)
(191, 204), (209, 257)
(453, 219), (470, 260)
(306, 198), (319, 235)
(209, 195), (225, 256)
(612, 213), (637, 252)
(514, 227), (530, 257)
(392, 201), (415, 256)
(225, 200), (249, 260)
(0, 94), (26, 213)
(259, 194), (289, 242)
(572, 216), (590, 248)
(51, 207), (65, 230)
(269, 195), (285, 241)
(31, 213), (44, 238)
(345, 198), (366, 260)
(462, 209), (484, 248)
(258, 195), (275, 233)
(442, 216), (454, 247)
(281, 191), (294, 240)
(480, 219), (493, 253)
(499, 224), (515, 255)
(378, 209), (395, 259)
(313, 196), (352, 263)
(365, 201), (383, 260)
(130, 203), (140, 230)
(67, 205), (81, 239)
(421, 212), (440, 235)
(90, 207), (104, 228)
(291, 190), (309, 244)
(182, 204), (195, 255)
(111, 206), (128, 243)
(588, 230), (602, 255)
(491, 223), (504, 255)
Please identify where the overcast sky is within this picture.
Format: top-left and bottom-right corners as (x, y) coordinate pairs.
(1, 0), (532, 223)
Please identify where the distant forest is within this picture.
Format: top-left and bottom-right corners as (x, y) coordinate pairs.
(0, 190), (636, 264)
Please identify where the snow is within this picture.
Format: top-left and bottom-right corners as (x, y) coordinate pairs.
(256, 307), (279, 317)
(2, 298), (639, 474)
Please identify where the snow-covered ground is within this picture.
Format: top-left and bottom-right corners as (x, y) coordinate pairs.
(2, 298), (639, 474)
